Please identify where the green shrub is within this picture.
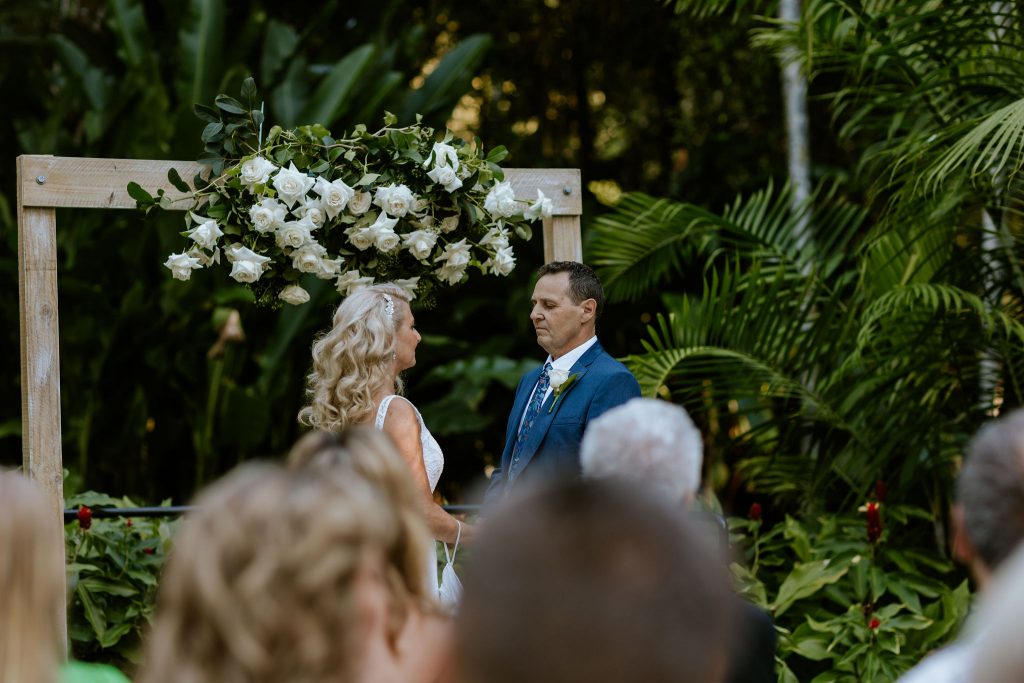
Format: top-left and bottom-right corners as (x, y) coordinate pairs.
(65, 492), (176, 668)
(730, 501), (971, 682)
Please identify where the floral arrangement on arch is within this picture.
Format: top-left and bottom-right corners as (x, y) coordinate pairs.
(129, 78), (551, 307)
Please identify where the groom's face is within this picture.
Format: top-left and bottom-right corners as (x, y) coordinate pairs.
(531, 272), (590, 359)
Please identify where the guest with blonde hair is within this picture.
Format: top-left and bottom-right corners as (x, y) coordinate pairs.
(298, 283), (473, 598)
(0, 470), (129, 683)
(287, 427), (434, 600)
(139, 462), (452, 683)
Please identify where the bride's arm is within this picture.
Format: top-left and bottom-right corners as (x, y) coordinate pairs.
(382, 400), (474, 545)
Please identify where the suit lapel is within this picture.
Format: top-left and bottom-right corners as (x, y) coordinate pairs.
(511, 341), (605, 474)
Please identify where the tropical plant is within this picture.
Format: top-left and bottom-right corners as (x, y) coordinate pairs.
(730, 498), (970, 682)
(590, 1), (1024, 523)
(65, 492), (176, 668)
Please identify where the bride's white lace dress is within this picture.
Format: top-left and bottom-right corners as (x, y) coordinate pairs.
(375, 395), (444, 595)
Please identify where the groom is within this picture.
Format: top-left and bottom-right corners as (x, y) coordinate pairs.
(485, 261), (641, 502)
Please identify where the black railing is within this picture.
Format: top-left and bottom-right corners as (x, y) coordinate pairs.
(64, 504), (480, 523)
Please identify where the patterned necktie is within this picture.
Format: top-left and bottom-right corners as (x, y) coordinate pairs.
(510, 362), (552, 477)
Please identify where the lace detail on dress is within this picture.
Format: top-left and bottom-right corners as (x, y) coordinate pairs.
(375, 395), (444, 493)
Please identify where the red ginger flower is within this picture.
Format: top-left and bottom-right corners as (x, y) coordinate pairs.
(869, 617), (880, 630)
(875, 479), (887, 503)
(77, 505), (92, 530)
(866, 502), (882, 544)
(748, 502), (762, 522)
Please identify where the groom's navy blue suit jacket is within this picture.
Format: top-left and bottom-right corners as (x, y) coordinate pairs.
(485, 340), (641, 502)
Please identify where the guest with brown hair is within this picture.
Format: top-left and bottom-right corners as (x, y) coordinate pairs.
(457, 478), (734, 683)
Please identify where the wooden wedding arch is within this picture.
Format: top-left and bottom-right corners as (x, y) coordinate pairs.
(16, 154), (582, 630)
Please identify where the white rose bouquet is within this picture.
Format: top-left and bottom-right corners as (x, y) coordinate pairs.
(130, 78), (553, 307)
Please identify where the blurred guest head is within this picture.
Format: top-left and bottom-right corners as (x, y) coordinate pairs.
(0, 470), (64, 683)
(141, 461), (445, 683)
(969, 543), (1024, 683)
(287, 427), (432, 600)
(457, 478), (732, 683)
(580, 397), (703, 506)
(954, 407), (1024, 586)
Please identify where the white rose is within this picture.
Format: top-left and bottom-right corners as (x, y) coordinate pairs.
(275, 218), (315, 249)
(403, 230), (437, 261)
(348, 190), (372, 215)
(164, 252), (202, 281)
(425, 142), (460, 172)
(291, 243), (328, 274)
(186, 213), (224, 250)
(272, 162), (316, 209)
(394, 277), (420, 299)
(484, 181), (519, 219)
(279, 284), (310, 305)
(189, 246), (220, 267)
(435, 263), (466, 285)
(427, 164), (463, 192)
(336, 269), (375, 295)
(437, 238), (471, 268)
(548, 367), (571, 390)
(479, 226), (510, 250)
(375, 228), (400, 253)
(524, 188), (554, 221)
(368, 212), (400, 234)
(441, 215), (460, 233)
(239, 156), (277, 192)
(248, 198), (287, 234)
(349, 228), (375, 251)
(487, 245), (516, 276)
(314, 177), (355, 219)
(374, 184), (416, 218)
(225, 245), (271, 283)
(317, 257), (343, 280)
(294, 199), (326, 230)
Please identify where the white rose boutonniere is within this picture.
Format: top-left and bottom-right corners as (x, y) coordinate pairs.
(547, 370), (579, 413)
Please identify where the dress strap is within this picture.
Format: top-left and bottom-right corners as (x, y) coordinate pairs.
(374, 395), (399, 430)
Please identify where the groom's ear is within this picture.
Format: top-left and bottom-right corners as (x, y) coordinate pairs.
(580, 298), (597, 324)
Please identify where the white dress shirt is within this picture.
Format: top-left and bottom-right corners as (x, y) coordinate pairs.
(517, 336), (598, 432)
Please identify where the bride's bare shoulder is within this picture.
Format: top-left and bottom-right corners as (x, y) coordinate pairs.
(380, 396), (420, 437)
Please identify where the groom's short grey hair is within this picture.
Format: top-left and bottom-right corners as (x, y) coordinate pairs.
(581, 398), (703, 506)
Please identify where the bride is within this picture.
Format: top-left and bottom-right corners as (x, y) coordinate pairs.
(298, 283), (473, 596)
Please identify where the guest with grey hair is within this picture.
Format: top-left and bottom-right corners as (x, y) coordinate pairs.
(580, 397), (776, 683)
(581, 397), (703, 505)
(898, 407), (1024, 683)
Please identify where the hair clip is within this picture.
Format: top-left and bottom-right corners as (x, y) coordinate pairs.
(382, 293), (395, 320)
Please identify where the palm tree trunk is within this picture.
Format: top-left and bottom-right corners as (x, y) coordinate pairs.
(780, 0), (811, 251)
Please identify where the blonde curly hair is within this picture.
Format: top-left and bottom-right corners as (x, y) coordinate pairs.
(298, 284), (412, 432)
(286, 427), (435, 602)
(0, 470), (64, 683)
(140, 462), (414, 683)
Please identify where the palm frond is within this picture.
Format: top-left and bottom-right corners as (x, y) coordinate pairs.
(589, 181), (866, 302)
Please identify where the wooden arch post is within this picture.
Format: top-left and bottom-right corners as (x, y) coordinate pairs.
(16, 154), (582, 629)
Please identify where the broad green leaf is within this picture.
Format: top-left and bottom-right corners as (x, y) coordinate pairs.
(772, 560), (849, 616)
(302, 44), (376, 126)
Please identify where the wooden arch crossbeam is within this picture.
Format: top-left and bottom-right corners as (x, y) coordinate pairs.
(16, 154), (582, 628)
